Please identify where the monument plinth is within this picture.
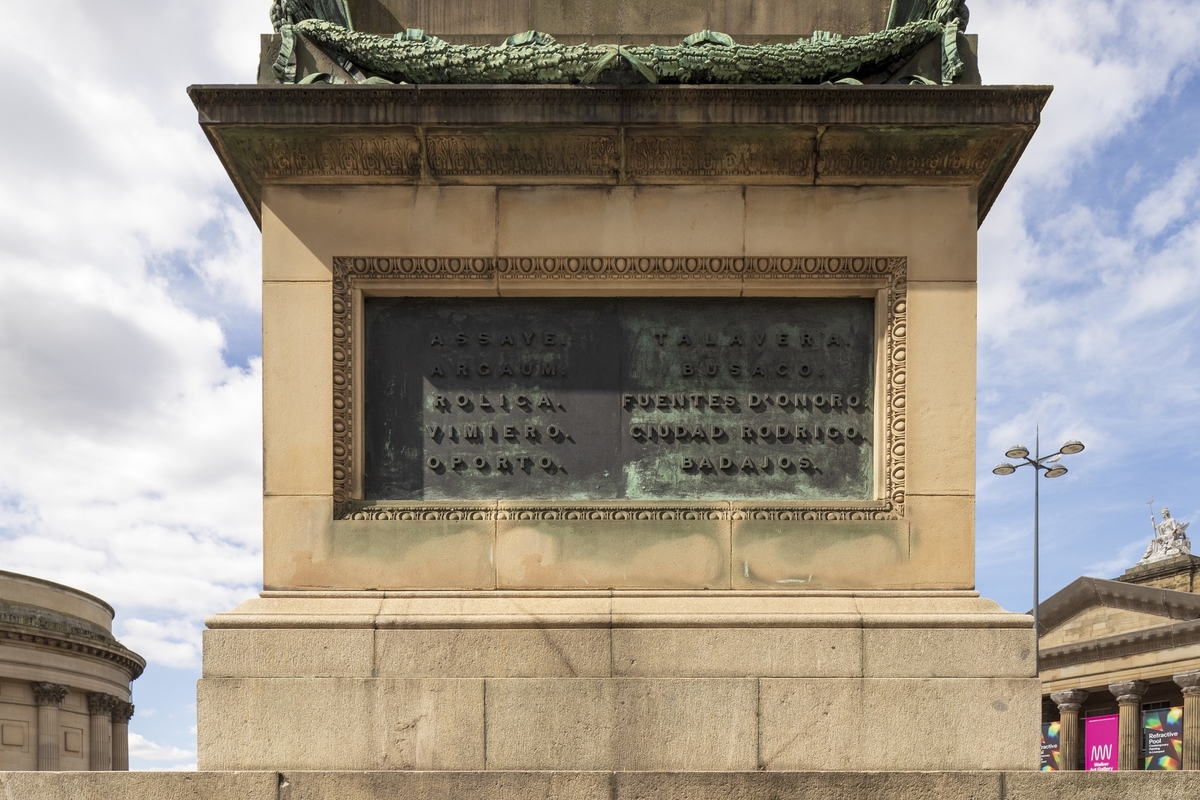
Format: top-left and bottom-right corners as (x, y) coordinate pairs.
(193, 0), (1045, 774)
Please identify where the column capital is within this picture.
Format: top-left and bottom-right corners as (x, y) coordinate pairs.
(1109, 680), (1149, 704)
(1174, 671), (1200, 695)
(31, 682), (68, 707)
(110, 701), (135, 724)
(1050, 689), (1089, 712)
(87, 692), (118, 715)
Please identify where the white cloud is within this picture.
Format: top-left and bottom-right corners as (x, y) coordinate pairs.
(971, 0), (1200, 612)
(0, 0), (265, 684)
(1133, 154), (1200, 237)
(974, 0), (1200, 186)
(117, 618), (204, 670)
(128, 732), (195, 763)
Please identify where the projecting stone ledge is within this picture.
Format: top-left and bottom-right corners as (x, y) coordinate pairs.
(189, 84), (1050, 228)
(5, 771), (1200, 799)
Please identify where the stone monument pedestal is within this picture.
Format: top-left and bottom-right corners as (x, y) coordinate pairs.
(187, 78), (1050, 771)
(200, 591), (1035, 770)
(174, 0), (1065, 777)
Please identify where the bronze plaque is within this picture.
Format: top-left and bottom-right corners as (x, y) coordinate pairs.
(363, 297), (875, 501)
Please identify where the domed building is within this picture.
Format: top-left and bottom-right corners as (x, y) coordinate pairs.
(0, 569), (144, 770)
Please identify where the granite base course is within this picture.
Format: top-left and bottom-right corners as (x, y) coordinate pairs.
(6, 771), (1200, 800)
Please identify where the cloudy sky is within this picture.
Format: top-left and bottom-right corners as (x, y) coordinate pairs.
(1, 0), (1199, 770)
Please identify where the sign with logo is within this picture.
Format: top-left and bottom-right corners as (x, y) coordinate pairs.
(1143, 707), (1183, 770)
(1040, 721), (1061, 770)
(1085, 714), (1119, 771)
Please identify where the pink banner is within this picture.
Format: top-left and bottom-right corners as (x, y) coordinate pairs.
(1085, 714), (1120, 771)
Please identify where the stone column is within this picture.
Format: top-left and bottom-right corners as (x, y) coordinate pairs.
(1174, 672), (1200, 770)
(1050, 689), (1089, 770)
(110, 701), (134, 771)
(1109, 680), (1149, 771)
(86, 693), (116, 771)
(31, 682), (68, 771)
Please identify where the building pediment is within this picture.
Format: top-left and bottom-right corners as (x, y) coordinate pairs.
(1037, 576), (1200, 675)
(1039, 576), (1200, 636)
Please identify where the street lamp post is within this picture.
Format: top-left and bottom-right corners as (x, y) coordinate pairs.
(992, 429), (1085, 674)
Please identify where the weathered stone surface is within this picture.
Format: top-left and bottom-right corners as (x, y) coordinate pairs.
(612, 627), (861, 677)
(495, 515), (731, 589)
(203, 628), (374, 678)
(484, 678), (758, 770)
(0, 772), (276, 800)
(282, 770), (612, 800)
(759, 677), (1040, 770)
(611, 771), (1004, 800)
(374, 629), (611, 678)
(197, 678), (485, 770)
(189, 86), (1050, 228)
(1004, 772), (1200, 800)
(732, 519), (909, 589)
(8, 771), (1200, 800)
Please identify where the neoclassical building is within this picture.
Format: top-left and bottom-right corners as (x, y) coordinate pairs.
(1039, 509), (1200, 770)
(0, 569), (144, 770)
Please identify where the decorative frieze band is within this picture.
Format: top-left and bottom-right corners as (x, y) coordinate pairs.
(340, 504), (903, 522)
(222, 126), (1007, 185)
(334, 255), (898, 280)
(331, 255), (906, 523)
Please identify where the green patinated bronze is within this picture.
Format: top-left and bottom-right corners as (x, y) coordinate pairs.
(362, 297), (875, 504)
(269, 0), (969, 87)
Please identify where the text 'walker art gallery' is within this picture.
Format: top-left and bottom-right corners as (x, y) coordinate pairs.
(5, 1), (1200, 798)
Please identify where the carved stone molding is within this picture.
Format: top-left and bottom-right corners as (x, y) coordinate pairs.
(190, 85), (1050, 226)
(816, 127), (1013, 182)
(31, 682), (68, 706)
(1, 627), (146, 680)
(190, 85), (1052, 124)
(730, 507), (901, 521)
(331, 255), (906, 522)
(1049, 689), (1088, 713)
(87, 692), (118, 715)
(1174, 672), (1200, 695)
(1109, 680), (1149, 704)
(426, 130), (619, 179)
(110, 701), (135, 724)
(625, 128), (816, 179)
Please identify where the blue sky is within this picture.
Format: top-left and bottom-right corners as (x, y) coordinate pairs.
(1, 0), (1199, 769)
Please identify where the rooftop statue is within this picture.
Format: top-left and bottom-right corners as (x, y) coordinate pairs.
(1138, 507), (1193, 566)
(269, 0), (970, 87)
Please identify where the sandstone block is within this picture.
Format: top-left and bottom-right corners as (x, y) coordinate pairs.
(197, 678), (484, 770)
(612, 627), (860, 677)
(374, 629), (611, 677)
(484, 678), (757, 770)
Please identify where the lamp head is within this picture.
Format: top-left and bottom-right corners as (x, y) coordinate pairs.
(1059, 440), (1085, 455)
(1005, 445), (1030, 459)
(992, 462), (1017, 476)
(1044, 465), (1069, 478)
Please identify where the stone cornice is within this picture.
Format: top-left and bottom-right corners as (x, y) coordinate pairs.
(1039, 616), (1200, 672)
(1117, 553), (1200, 586)
(1038, 576), (1200, 634)
(188, 84), (1050, 227)
(0, 618), (146, 681)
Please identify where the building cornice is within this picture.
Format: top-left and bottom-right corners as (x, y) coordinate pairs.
(0, 615), (146, 681)
(1038, 576), (1200, 634)
(188, 84), (1050, 228)
(1040, 617), (1200, 672)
